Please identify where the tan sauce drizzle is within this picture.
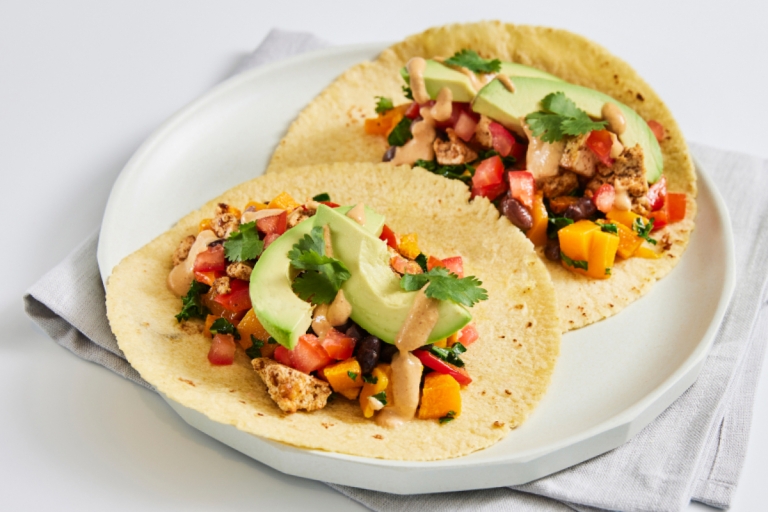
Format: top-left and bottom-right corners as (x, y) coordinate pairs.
(522, 121), (565, 183)
(406, 57), (430, 104)
(241, 208), (284, 224)
(431, 87), (453, 122)
(496, 74), (515, 93)
(327, 289), (352, 326)
(602, 102), (626, 136)
(613, 181), (632, 211)
(376, 288), (440, 428)
(312, 304), (332, 339)
(323, 224), (334, 258)
(608, 132), (624, 158)
(167, 230), (218, 296)
(346, 203), (366, 226)
(390, 106), (436, 165)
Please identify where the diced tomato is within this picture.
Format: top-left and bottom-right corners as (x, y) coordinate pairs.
(412, 350), (472, 385)
(458, 324), (479, 346)
(193, 244), (226, 273)
(319, 201), (340, 208)
(586, 129), (614, 166)
(453, 110), (477, 142)
(263, 232), (281, 249)
(194, 270), (220, 286)
(201, 291), (246, 323)
(321, 329), (356, 360)
(648, 120), (666, 142)
(291, 334), (332, 374)
(274, 345), (293, 367)
(488, 122), (515, 157)
(256, 210), (287, 236)
(441, 256), (464, 278)
(404, 102), (421, 119)
(592, 183), (616, 214)
(432, 102), (463, 129)
(649, 209), (668, 231)
(213, 279), (252, 313)
(647, 176), (667, 212)
(379, 224), (398, 249)
(426, 255), (443, 272)
(471, 156), (507, 200)
(507, 171), (536, 210)
(667, 193), (687, 222)
(208, 333), (236, 365)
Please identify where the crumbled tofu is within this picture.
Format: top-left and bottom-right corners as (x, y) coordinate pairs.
(172, 235), (196, 266)
(540, 170), (579, 198)
(287, 207), (310, 228)
(474, 115), (494, 148)
(252, 358), (331, 413)
(212, 203), (240, 238)
(433, 128), (478, 165)
(226, 262), (253, 281)
(213, 276), (231, 296)
(559, 133), (598, 177)
(587, 144), (650, 215)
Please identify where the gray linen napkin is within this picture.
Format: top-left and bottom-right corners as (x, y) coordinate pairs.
(23, 29), (768, 512)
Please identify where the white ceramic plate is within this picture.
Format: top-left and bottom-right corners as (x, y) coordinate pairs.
(98, 44), (736, 494)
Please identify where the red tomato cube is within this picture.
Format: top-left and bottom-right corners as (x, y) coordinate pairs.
(291, 334), (332, 374)
(667, 193), (687, 223)
(507, 171), (536, 210)
(213, 279), (252, 313)
(194, 244), (226, 273)
(274, 345), (293, 367)
(592, 183), (615, 214)
(647, 176), (667, 212)
(208, 333), (236, 365)
(586, 129), (614, 166)
(321, 329), (356, 360)
(459, 324), (479, 346)
(489, 122), (515, 157)
(256, 210), (287, 236)
(441, 256), (464, 278)
(471, 156), (507, 200)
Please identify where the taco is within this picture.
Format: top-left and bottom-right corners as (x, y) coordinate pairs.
(266, 22), (697, 332)
(106, 163), (560, 461)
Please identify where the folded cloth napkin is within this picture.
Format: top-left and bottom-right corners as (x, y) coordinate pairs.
(23, 29), (768, 512)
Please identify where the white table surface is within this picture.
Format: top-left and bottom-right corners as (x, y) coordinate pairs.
(3, 1), (767, 510)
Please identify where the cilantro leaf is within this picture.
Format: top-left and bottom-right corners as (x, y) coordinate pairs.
(549, 217), (574, 230)
(374, 96), (394, 114)
(439, 411), (456, 424)
(175, 281), (210, 322)
(525, 92), (608, 143)
(312, 192), (331, 202)
(560, 251), (588, 271)
(362, 374), (378, 384)
(292, 268), (345, 305)
(288, 226), (326, 263)
(414, 159), (474, 185)
(289, 227), (351, 305)
(430, 342), (467, 368)
(445, 49), (501, 74)
(347, 371), (358, 381)
(371, 391), (388, 406)
(414, 253), (428, 273)
(400, 267), (488, 307)
(402, 85), (413, 100)
(224, 221), (264, 262)
(246, 335), (264, 359)
(633, 217), (657, 245)
(600, 223), (618, 234)
(210, 318), (240, 340)
(605, 267), (612, 276)
(388, 117), (413, 147)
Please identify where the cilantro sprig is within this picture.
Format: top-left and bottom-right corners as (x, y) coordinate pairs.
(439, 411), (456, 424)
(374, 96), (394, 114)
(414, 159), (474, 186)
(246, 336), (264, 359)
(561, 252), (588, 271)
(400, 267), (488, 307)
(445, 49), (501, 74)
(633, 217), (657, 245)
(224, 221), (264, 262)
(209, 318), (240, 340)
(289, 226), (351, 305)
(362, 374), (378, 384)
(388, 117), (413, 147)
(371, 392), (388, 406)
(600, 223), (618, 234)
(525, 92), (607, 143)
(402, 85), (414, 100)
(347, 371), (359, 381)
(430, 342), (467, 368)
(175, 281), (210, 322)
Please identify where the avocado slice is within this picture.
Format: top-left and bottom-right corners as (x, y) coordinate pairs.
(472, 77), (663, 183)
(314, 205), (471, 344)
(399, 59), (562, 103)
(249, 205), (384, 349)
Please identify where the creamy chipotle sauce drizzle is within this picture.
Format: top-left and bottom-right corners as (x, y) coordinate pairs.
(167, 229), (218, 296)
(241, 208), (284, 224)
(613, 182), (632, 211)
(522, 122), (565, 183)
(346, 203), (366, 226)
(376, 288), (440, 428)
(431, 87), (453, 122)
(406, 57), (430, 104)
(391, 108), (437, 165)
(327, 289), (352, 326)
(602, 102), (626, 136)
(496, 74), (515, 93)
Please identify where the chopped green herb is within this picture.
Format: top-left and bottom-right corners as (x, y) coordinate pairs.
(600, 223), (618, 234)
(209, 318), (240, 340)
(414, 159), (474, 185)
(388, 117), (413, 147)
(605, 267), (612, 276)
(245, 335), (264, 359)
(414, 253), (428, 272)
(560, 251), (588, 271)
(439, 411), (456, 424)
(327, 392), (336, 403)
(267, 337), (277, 344)
(429, 342), (467, 368)
(312, 192), (331, 202)
(224, 221), (264, 262)
(371, 391), (388, 406)
(445, 49), (501, 74)
(475, 149), (516, 168)
(289, 226), (351, 304)
(549, 217), (575, 230)
(362, 374), (378, 384)
(525, 92), (608, 143)
(400, 267), (488, 307)
(402, 85), (413, 100)
(633, 217), (657, 245)
(374, 96), (394, 114)
(347, 371), (358, 381)
(175, 281), (210, 322)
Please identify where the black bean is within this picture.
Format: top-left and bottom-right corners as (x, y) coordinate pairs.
(207, 239), (225, 247)
(355, 335), (381, 374)
(500, 195), (533, 231)
(382, 146), (397, 162)
(345, 323), (367, 342)
(378, 343), (398, 364)
(563, 197), (596, 221)
(545, 238), (561, 262)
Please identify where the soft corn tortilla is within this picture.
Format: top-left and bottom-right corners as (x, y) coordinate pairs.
(266, 21), (697, 332)
(106, 163), (560, 461)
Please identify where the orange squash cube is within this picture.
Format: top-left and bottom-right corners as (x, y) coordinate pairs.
(237, 309), (275, 357)
(244, 201), (269, 212)
(364, 104), (407, 136)
(635, 245), (662, 259)
(606, 209), (644, 229)
(268, 192), (301, 212)
(323, 358), (364, 392)
(526, 191), (549, 247)
(398, 233), (420, 260)
(586, 230), (619, 279)
(359, 364), (391, 418)
(203, 314), (216, 338)
(199, 218), (213, 233)
(418, 373), (462, 420)
(338, 387), (361, 400)
(613, 222), (644, 259)
(558, 220), (599, 262)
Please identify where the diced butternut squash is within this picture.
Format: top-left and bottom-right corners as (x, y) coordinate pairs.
(432, 338), (448, 348)
(635, 245), (662, 259)
(398, 233), (420, 259)
(558, 220), (599, 262)
(323, 358), (364, 392)
(418, 373), (462, 420)
(606, 209), (644, 229)
(587, 230), (619, 279)
(199, 218), (213, 233)
(268, 192), (300, 211)
(359, 364), (391, 418)
(364, 104), (407, 136)
(614, 222), (644, 259)
(237, 309), (276, 357)
(338, 387), (361, 400)
(244, 201), (269, 212)
(445, 332), (460, 347)
(526, 191), (548, 247)
(203, 314), (216, 338)
(559, 220), (619, 279)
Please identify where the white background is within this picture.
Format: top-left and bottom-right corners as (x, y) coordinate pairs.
(2, 1), (767, 510)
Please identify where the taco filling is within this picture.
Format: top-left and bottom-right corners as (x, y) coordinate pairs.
(365, 50), (688, 280)
(168, 191), (487, 426)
